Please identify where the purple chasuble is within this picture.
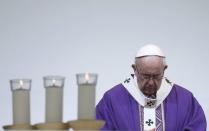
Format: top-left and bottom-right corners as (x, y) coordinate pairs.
(96, 84), (207, 131)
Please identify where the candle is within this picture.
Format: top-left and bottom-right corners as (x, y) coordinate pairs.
(10, 79), (31, 124)
(44, 76), (65, 123)
(76, 73), (97, 119)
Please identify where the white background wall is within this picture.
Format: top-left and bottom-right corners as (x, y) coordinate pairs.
(0, 0), (208, 130)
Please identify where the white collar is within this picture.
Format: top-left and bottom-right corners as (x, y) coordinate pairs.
(122, 74), (173, 107)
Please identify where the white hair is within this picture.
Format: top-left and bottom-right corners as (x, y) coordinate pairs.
(135, 56), (167, 66)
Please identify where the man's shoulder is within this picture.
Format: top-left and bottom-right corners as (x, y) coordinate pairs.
(105, 83), (127, 95)
(169, 84), (195, 102)
(172, 84), (193, 96)
(99, 83), (135, 107)
(102, 83), (130, 99)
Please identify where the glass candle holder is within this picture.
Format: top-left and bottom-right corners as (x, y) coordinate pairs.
(76, 73), (97, 120)
(10, 79), (31, 124)
(43, 76), (65, 123)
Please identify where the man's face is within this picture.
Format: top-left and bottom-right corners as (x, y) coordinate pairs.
(133, 56), (166, 98)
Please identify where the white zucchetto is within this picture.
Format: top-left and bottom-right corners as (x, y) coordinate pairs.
(136, 44), (165, 58)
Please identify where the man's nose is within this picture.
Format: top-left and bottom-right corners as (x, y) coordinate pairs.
(147, 78), (155, 85)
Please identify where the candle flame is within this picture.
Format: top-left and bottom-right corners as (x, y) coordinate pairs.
(85, 73), (90, 83)
(19, 80), (23, 86)
(52, 79), (56, 86)
(19, 80), (24, 89)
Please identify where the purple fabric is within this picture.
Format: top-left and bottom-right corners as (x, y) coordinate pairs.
(156, 105), (163, 131)
(96, 84), (207, 131)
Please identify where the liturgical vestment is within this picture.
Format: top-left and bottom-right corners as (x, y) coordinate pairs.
(96, 75), (207, 131)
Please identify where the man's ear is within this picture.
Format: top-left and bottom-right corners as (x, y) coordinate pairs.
(132, 64), (136, 71)
(164, 65), (168, 71)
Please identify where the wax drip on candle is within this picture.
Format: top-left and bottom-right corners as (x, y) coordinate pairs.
(85, 73), (90, 84)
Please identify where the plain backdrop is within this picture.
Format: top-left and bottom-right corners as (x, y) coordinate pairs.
(0, 0), (209, 130)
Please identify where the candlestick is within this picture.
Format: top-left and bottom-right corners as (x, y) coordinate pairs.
(44, 76), (65, 123)
(10, 79), (31, 125)
(76, 73), (97, 119)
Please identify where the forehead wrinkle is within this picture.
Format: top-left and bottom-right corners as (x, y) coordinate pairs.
(135, 56), (164, 74)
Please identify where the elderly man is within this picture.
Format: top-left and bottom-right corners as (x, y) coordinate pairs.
(96, 44), (207, 131)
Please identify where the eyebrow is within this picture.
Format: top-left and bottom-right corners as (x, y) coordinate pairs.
(141, 73), (162, 76)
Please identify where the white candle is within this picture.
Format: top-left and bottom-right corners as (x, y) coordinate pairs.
(12, 90), (30, 124)
(44, 76), (64, 123)
(45, 86), (63, 122)
(77, 73), (97, 119)
(11, 79), (31, 124)
(78, 84), (96, 119)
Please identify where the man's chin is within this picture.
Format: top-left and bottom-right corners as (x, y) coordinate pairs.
(144, 91), (157, 98)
